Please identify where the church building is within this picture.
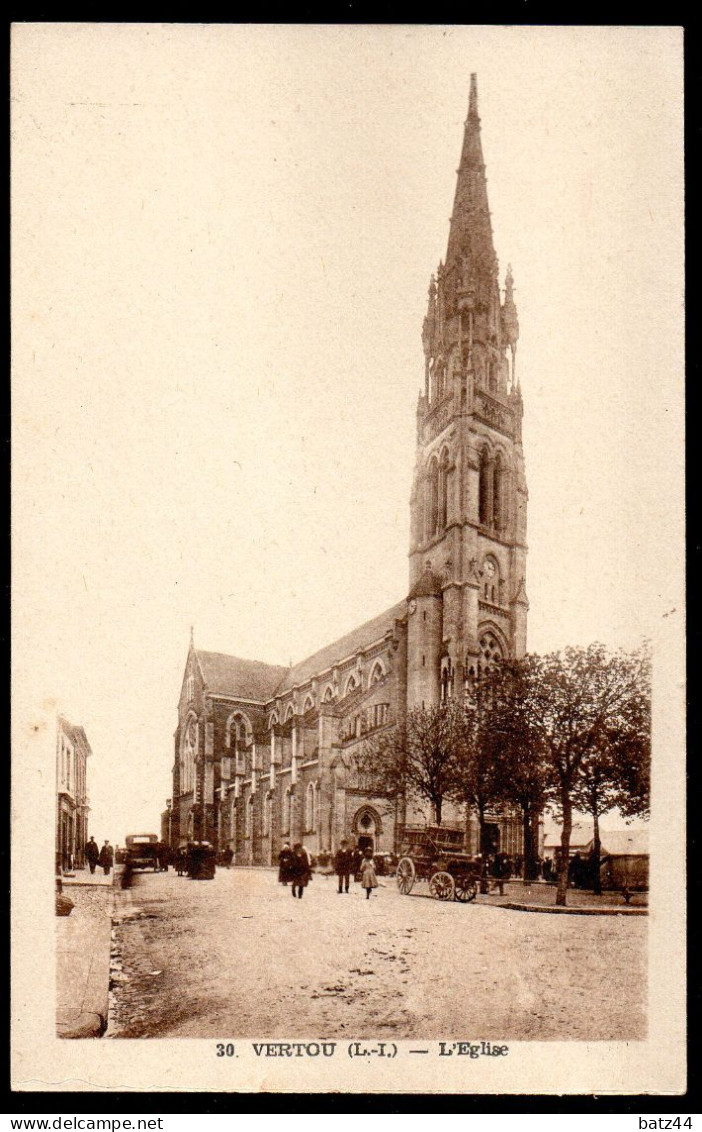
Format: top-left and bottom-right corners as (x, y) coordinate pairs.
(167, 76), (529, 863)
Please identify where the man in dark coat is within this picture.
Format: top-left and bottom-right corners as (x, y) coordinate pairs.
(290, 843), (311, 898)
(98, 841), (114, 876)
(278, 842), (293, 886)
(84, 836), (99, 875)
(491, 851), (510, 895)
(334, 839), (353, 894)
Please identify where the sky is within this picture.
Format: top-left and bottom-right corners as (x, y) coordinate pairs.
(12, 25), (684, 846)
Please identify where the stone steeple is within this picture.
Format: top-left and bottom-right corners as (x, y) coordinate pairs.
(445, 73), (498, 300)
(410, 75), (528, 689)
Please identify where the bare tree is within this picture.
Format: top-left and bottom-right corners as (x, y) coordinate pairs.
(356, 702), (463, 827)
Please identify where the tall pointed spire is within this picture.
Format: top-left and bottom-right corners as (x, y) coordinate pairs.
(446, 73), (497, 281)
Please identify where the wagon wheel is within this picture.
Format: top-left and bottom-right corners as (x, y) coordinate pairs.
(396, 857), (416, 895)
(454, 875), (478, 903)
(429, 870), (455, 901)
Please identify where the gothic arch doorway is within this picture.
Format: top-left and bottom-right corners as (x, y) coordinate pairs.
(352, 805), (383, 853)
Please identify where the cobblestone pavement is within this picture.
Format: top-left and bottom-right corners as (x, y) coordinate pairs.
(106, 868), (646, 1041)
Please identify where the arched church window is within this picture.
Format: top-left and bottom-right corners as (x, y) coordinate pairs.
(227, 712), (251, 774)
(181, 714), (198, 794)
(303, 694), (314, 714)
(345, 674), (358, 697)
(463, 662), (477, 698)
(227, 712), (250, 750)
(479, 448), (490, 526)
(370, 661), (385, 685)
(493, 453), (503, 531)
(284, 704), (294, 722)
(428, 458), (440, 537)
(440, 658), (453, 701)
(478, 631), (504, 678)
(304, 781), (317, 832)
(322, 684), (334, 703)
(439, 448), (449, 530)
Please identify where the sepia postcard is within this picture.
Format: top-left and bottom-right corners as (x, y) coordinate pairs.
(11, 23), (685, 1095)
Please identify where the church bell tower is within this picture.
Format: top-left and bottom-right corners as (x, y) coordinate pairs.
(407, 75), (528, 707)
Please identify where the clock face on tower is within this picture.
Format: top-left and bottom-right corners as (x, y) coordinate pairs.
(484, 559), (496, 578)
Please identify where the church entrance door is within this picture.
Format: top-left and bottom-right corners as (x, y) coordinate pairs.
(357, 834), (374, 853)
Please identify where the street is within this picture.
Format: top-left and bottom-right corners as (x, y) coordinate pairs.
(107, 868), (646, 1041)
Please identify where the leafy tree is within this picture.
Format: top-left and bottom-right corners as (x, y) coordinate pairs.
(510, 643), (651, 906)
(570, 645), (651, 894)
(479, 660), (549, 881)
(450, 681), (507, 864)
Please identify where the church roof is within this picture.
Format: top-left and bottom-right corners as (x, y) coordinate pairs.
(195, 650), (289, 703)
(274, 600), (407, 695)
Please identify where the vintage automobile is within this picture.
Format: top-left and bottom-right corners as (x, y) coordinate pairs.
(396, 825), (481, 902)
(124, 833), (160, 871)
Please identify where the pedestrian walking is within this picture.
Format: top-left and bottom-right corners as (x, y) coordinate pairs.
(98, 840), (114, 876)
(334, 839), (353, 894)
(290, 843), (311, 898)
(84, 836), (99, 875)
(157, 842), (171, 872)
(360, 848), (378, 899)
(351, 844), (363, 883)
(278, 842), (294, 886)
(491, 851), (509, 896)
(222, 847), (234, 869)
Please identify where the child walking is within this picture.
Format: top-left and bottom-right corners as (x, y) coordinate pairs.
(360, 848), (378, 899)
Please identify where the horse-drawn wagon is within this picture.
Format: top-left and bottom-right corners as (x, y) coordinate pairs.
(395, 825), (481, 903)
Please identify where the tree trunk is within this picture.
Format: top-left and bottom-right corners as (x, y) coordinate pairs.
(592, 807), (602, 896)
(522, 803), (534, 880)
(478, 803), (489, 893)
(556, 792), (572, 906)
(434, 797), (442, 825)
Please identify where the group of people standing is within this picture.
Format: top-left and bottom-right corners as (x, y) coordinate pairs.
(278, 839), (379, 900)
(83, 836), (113, 876)
(334, 839), (378, 899)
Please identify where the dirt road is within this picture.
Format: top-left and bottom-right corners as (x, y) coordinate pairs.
(107, 868), (646, 1041)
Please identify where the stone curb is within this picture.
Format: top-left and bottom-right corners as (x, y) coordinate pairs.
(501, 901), (648, 916)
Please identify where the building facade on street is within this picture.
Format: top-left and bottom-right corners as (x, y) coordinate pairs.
(167, 76), (530, 864)
(56, 715), (92, 870)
